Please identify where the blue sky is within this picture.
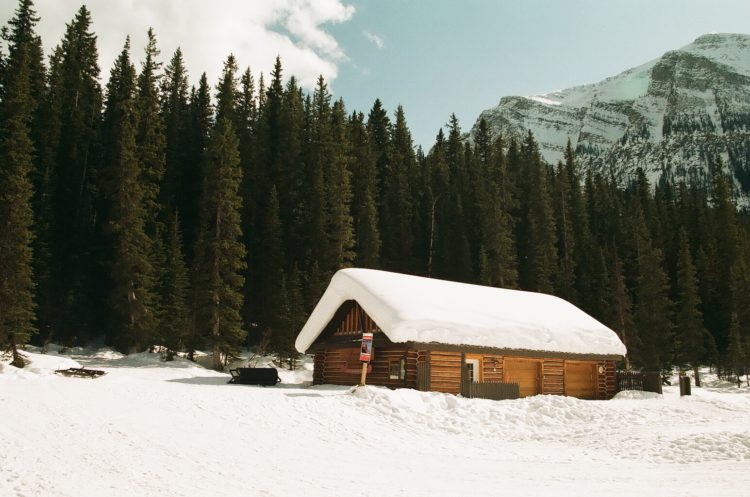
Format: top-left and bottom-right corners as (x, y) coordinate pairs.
(5, 0), (750, 148)
(329, 0), (750, 148)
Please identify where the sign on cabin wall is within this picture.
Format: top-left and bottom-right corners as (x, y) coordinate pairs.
(359, 333), (373, 362)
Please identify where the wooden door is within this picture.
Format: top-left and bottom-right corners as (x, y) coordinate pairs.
(504, 358), (541, 397)
(565, 361), (597, 399)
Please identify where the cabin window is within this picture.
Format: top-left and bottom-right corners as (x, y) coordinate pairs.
(389, 358), (406, 380)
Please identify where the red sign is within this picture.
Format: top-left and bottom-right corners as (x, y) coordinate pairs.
(359, 333), (373, 362)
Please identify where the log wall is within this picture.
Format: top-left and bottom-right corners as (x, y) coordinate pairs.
(315, 346), (417, 389)
(428, 350), (462, 394)
(597, 360), (617, 399)
(420, 352), (613, 399)
(481, 355), (503, 383)
(542, 359), (565, 395)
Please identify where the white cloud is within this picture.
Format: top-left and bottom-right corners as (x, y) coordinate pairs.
(363, 30), (384, 49)
(20, 0), (355, 89)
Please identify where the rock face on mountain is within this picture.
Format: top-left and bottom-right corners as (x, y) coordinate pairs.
(472, 33), (750, 202)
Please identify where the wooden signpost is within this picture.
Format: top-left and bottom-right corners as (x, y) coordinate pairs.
(359, 332), (373, 386)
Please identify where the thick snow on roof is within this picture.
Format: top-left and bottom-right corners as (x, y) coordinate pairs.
(295, 269), (626, 357)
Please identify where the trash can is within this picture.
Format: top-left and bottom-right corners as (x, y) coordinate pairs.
(679, 375), (691, 396)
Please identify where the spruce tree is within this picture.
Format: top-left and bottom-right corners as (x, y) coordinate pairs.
(159, 47), (189, 213)
(49, 6), (102, 344)
(215, 54), (239, 129)
(674, 229), (706, 385)
(100, 39), (157, 352)
(257, 185), (286, 348)
(606, 254), (638, 370)
(434, 115), (472, 282)
(324, 99), (356, 271)
(192, 116), (246, 371)
(367, 98), (391, 224)
(552, 156), (577, 302)
(0, 0), (39, 365)
(726, 312), (744, 384)
(182, 73), (212, 260)
(348, 111), (381, 268)
(303, 76), (332, 303)
(383, 105), (416, 272)
(135, 28), (165, 234)
(426, 128), (450, 277)
(282, 263), (306, 368)
(709, 158), (739, 352)
(519, 131), (557, 293)
(155, 211), (189, 359)
(474, 120), (517, 288)
(278, 76), (305, 262)
(632, 244), (673, 371)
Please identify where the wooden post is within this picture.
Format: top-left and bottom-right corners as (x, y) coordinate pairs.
(359, 332), (373, 386)
(360, 362), (368, 386)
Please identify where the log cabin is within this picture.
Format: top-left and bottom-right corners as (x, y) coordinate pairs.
(295, 269), (626, 400)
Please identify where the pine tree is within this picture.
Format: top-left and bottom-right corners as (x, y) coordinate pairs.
(709, 158), (739, 353)
(215, 54), (239, 129)
(257, 186), (286, 348)
(518, 131), (557, 293)
(193, 116), (246, 371)
(432, 115), (472, 282)
(32, 46), (61, 345)
(348, 111), (381, 268)
(0, 0), (40, 366)
(632, 244), (673, 371)
(726, 312), (744, 384)
(324, 99), (356, 271)
(282, 263), (306, 368)
(605, 254), (638, 370)
(49, 5), (102, 345)
(159, 47), (189, 212)
(182, 73), (212, 260)
(567, 143), (597, 314)
(155, 211), (189, 359)
(303, 75), (332, 302)
(135, 28), (165, 234)
(474, 120), (517, 288)
(100, 39), (157, 352)
(367, 98), (391, 224)
(382, 105), (416, 272)
(674, 229), (706, 385)
(278, 76), (305, 262)
(552, 147), (577, 302)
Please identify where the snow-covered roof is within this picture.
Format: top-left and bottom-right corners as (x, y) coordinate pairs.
(295, 269), (626, 357)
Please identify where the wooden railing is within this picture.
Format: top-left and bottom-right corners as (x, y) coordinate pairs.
(462, 380), (520, 400)
(616, 371), (663, 394)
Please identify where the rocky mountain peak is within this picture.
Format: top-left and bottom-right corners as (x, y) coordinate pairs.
(472, 33), (750, 205)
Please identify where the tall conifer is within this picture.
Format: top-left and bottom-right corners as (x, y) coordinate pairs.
(0, 0), (39, 365)
(49, 6), (102, 344)
(100, 39), (157, 352)
(155, 211), (189, 358)
(160, 47), (189, 212)
(193, 115), (246, 371)
(348, 111), (381, 268)
(674, 229), (706, 384)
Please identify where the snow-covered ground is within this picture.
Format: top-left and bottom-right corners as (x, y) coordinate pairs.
(2, 348), (749, 497)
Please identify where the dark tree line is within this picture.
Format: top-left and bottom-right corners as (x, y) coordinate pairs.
(2, 1), (749, 379)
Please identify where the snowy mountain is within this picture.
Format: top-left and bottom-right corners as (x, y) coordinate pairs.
(472, 33), (750, 201)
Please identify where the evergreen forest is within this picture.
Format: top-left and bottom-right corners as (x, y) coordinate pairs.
(2, 1), (749, 379)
